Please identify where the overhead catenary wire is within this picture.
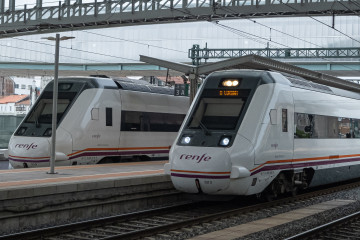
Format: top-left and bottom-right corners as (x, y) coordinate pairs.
(276, 0), (360, 45)
(205, 3), (360, 72)
(0, 41), (106, 63)
(0, 0), (188, 58)
(0, 0), (358, 70)
(10, 36), (139, 62)
(80, 30), (188, 54)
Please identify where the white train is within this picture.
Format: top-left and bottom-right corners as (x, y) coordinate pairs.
(9, 77), (188, 168)
(166, 69), (360, 199)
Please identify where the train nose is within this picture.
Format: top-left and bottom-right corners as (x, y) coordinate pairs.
(8, 137), (50, 168)
(170, 148), (231, 194)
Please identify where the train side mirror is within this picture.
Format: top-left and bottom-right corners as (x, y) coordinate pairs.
(304, 126), (312, 132)
(270, 109), (277, 125)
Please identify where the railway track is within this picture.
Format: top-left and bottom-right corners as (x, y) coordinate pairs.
(2, 179), (360, 240)
(286, 210), (360, 240)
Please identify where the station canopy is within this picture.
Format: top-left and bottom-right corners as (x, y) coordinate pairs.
(140, 54), (360, 93)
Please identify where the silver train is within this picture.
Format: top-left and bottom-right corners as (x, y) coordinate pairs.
(9, 77), (188, 168)
(166, 69), (360, 199)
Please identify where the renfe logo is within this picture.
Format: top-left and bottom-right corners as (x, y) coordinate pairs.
(180, 154), (212, 163)
(15, 143), (38, 150)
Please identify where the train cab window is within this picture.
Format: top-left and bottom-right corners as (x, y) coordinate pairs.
(282, 109), (288, 132)
(26, 99), (71, 125)
(188, 98), (244, 130)
(106, 108), (113, 126)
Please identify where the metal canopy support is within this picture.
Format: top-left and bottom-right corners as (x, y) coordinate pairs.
(197, 55), (360, 93)
(139, 55), (195, 75)
(140, 55), (199, 102)
(189, 45), (360, 64)
(0, 0), (360, 38)
(0, 0), (4, 14)
(139, 54), (360, 102)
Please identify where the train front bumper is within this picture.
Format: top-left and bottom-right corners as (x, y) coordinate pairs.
(168, 147), (236, 194)
(8, 136), (68, 168)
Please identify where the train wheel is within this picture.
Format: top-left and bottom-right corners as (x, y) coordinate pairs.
(290, 186), (298, 197)
(257, 182), (278, 202)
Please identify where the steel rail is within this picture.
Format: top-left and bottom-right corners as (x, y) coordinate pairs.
(0, 201), (197, 240)
(285, 210), (360, 240)
(2, 178), (360, 240)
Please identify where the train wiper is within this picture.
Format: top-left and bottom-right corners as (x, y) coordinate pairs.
(199, 121), (211, 136)
(34, 114), (40, 128)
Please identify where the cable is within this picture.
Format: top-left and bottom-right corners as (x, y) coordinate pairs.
(209, 3), (360, 72)
(0, 1), (359, 71)
(10, 37), (139, 62)
(0, 41), (104, 63)
(213, 21), (288, 48)
(2, 1), (187, 56)
(0, 53), (48, 63)
(276, 0), (360, 45)
(80, 31), (187, 54)
(309, 16), (360, 45)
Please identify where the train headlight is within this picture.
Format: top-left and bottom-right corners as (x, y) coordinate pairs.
(181, 136), (192, 144)
(219, 136), (231, 147)
(222, 79), (239, 87)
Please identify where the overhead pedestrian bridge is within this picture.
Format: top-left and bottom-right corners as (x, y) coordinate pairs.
(0, 0), (359, 38)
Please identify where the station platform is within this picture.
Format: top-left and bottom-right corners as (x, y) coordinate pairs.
(0, 161), (183, 235)
(0, 160), (167, 194)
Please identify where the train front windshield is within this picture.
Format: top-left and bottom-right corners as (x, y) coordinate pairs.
(188, 98), (245, 130)
(26, 99), (72, 125)
(179, 87), (251, 147)
(178, 71), (274, 147)
(14, 81), (83, 137)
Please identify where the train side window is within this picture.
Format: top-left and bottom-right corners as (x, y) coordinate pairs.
(106, 108), (113, 126)
(282, 109), (288, 132)
(352, 119), (360, 138)
(91, 108), (99, 120)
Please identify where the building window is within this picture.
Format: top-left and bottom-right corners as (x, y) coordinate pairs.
(14, 84), (19, 89)
(21, 84), (26, 89)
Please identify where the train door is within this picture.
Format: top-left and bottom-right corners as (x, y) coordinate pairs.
(255, 90), (294, 165)
(70, 89), (121, 165)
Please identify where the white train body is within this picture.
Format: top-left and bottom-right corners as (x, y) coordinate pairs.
(167, 70), (360, 197)
(9, 77), (188, 168)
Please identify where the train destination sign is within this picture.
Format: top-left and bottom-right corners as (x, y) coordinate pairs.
(219, 90), (239, 96)
(203, 89), (249, 98)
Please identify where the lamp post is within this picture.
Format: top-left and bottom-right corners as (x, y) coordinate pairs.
(42, 34), (75, 174)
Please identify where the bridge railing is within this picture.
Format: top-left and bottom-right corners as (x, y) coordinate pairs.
(0, 0), (344, 23)
(0, 0), (357, 37)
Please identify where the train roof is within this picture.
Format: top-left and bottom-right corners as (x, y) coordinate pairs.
(56, 76), (176, 96)
(275, 71), (360, 100)
(114, 78), (175, 95)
